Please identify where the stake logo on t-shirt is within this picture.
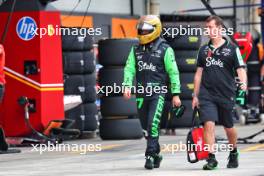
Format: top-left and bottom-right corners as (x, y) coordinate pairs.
(205, 57), (224, 68)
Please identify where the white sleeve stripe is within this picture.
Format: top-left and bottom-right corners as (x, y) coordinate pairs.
(235, 47), (245, 66)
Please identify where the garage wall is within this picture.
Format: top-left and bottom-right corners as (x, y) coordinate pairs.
(50, 0), (131, 14)
(132, 0), (145, 16)
(0, 0), (259, 35)
(49, 0), (255, 31)
(156, 0), (261, 35)
(157, 0), (235, 15)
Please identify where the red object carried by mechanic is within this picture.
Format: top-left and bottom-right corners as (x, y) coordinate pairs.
(233, 32), (253, 62)
(187, 108), (209, 163)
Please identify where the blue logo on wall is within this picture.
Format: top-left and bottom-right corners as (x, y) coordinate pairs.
(16, 16), (37, 41)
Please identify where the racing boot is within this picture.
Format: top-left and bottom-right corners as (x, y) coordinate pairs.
(153, 153), (163, 168)
(144, 155), (154, 170)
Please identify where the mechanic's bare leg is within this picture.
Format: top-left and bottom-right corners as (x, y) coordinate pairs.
(224, 127), (237, 148)
(204, 121), (216, 153)
(203, 121), (218, 170)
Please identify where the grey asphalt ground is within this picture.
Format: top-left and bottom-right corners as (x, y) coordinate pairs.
(0, 124), (264, 176)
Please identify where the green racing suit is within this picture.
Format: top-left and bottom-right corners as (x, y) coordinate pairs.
(123, 38), (181, 156)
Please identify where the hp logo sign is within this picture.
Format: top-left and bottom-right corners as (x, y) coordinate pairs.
(16, 16), (37, 41)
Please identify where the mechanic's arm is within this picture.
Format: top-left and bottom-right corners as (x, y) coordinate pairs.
(164, 47), (181, 107)
(261, 64), (264, 82)
(236, 68), (247, 91)
(192, 67), (203, 109)
(0, 44), (5, 69)
(192, 47), (204, 109)
(193, 67), (203, 97)
(0, 44), (5, 84)
(261, 57), (264, 81)
(234, 47), (247, 91)
(123, 47), (136, 99)
(0, 45), (5, 103)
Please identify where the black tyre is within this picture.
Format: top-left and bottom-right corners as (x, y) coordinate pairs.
(174, 50), (198, 72)
(98, 67), (136, 96)
(247, 44), (261, 73)
(99, 118), (143, 140)
(64, 74), (97, 103)
(63, 51), (95, 74)
(165, 84), (173, 101)
(98, 38), (139, 66)
(248, 72), (261, 87)
(61, 27), (94, 51)
(160, 101), (173, 129)
(64, 74), (96, 86)
(98, 67), (124, 87)
(100, 96), (137, 116)
(180, 73), (195, 100)
(163, 25), (202, 50)
(247, 61), (261, 73)
(65, 103), (98, 131)
(248, 87), (261, 106)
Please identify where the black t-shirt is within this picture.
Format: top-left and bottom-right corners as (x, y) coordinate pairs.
(197, 38), (246, 105)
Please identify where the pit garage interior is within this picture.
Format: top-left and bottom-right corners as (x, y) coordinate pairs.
(0, 0), (264, 175)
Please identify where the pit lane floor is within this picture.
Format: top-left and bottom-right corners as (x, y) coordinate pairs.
(0, 124), (264, 176)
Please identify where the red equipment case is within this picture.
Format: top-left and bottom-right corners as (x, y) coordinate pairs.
(187, 108), (209, 163)
(0, 0), (64, 137)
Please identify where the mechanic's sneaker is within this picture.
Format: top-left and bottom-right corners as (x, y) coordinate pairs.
(144, 155), (154, 170)
(203, 154), (218, 170)
(153, 154), (163, 168)
(227, 151), (239, 168)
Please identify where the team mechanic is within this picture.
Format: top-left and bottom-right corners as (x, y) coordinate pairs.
(0, 44), (8, 151)
(0, 44), (5, 103)
(123, 15), (181, 170)
(192, 16), (247, 170)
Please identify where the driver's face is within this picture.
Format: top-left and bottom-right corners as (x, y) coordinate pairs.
(205, 20), (222, 39)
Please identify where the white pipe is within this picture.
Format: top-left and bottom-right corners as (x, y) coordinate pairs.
(253, 0), (261, 34)
(150, 0), (160, 15)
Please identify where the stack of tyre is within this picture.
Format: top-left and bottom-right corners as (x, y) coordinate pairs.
(163, 24), (202, 128)
(62, 27), (98, 133)
(247, 43), (261, 107)
(98, 38), (143, 140)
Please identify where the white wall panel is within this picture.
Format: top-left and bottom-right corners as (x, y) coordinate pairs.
(50, 0), (131, 14)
